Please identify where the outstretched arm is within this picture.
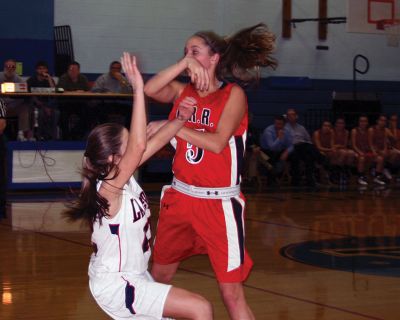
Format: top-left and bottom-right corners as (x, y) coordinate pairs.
(176, 86), (246, 154)
(105, 53), (147, 189)
(139, 99), (195, 165)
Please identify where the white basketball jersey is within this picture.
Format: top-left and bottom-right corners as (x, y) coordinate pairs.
(89, 176), (151, 277)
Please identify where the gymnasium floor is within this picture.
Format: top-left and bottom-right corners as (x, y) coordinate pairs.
(0, 184), (399, 319)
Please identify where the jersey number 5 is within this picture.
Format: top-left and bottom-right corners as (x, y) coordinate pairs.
(185, 128), (204, 164)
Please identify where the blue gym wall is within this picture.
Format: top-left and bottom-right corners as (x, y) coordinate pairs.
(0, 0), (54, 76)
(0, 0), (399, 133)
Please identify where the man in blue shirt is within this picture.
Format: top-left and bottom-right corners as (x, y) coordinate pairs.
(261, 115), (293, 178)
(284, 108), (327, 186)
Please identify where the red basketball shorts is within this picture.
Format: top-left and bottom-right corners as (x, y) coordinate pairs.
(153, 186), (253, 283)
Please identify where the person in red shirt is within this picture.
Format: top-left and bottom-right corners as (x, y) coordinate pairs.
(387, 114), (400, 177)
(144, 24), (277, 319)
(351, 115), (385, 185)
(313, 120), (340, 183)
(333, 117), (356, 172)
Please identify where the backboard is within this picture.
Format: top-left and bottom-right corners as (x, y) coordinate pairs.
(347, 0), (400, 33)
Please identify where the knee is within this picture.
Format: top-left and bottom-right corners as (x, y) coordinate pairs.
(194, 295), (213, 319)
(153, 271), (174, 284)
(151, 266), (175, 284)
(220, 285), (243, 308)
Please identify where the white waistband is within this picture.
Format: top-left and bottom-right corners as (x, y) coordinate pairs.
(171, 177), (240, 199)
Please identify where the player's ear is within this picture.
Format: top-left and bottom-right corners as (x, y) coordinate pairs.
(210, 53), (220, 65)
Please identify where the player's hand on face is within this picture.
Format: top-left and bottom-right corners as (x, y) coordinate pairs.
(147, 120), (168, 139)
(184, 56), (210, 92)
(177, 96), (196, 121)
(121, 52), (143, 90)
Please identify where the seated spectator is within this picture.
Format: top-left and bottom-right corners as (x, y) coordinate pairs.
(313, 120), (339, 182)
(91, 61), (132, 93)
(91, 61), (133, 127)
(386, 114), (400, 176)
(333, 117), (356, 174)
(27, 61), (58, 140)
(313, 120), (335, 157)
(368, 114), (394, 182)
(285, 108), (326, 187)
(57, 61), (89, 140)
(261, 115), (293, 181)
(0, 99), (6, 216)
(0, 59), (31, 140)
(243, 113), (272, 187)
(57, 61), (89, 92)
(351, 115), (385, 185)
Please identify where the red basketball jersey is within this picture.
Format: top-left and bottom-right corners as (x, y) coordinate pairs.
(168, 83), (248, 188)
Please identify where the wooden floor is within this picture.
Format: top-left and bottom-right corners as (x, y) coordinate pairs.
(0, 184), (399, 319)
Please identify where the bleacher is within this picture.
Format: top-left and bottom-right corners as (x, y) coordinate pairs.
(241, 77), (400, 132)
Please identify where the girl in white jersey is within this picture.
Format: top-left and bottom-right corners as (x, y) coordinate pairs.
(64, 53), (212, 320)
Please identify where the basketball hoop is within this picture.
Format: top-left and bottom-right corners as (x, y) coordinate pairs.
(377, 18), (400, 46)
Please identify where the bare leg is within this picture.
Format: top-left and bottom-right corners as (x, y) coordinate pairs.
(335, 149), (346, 165)
(219, 282), (254, 320)
(346, 150), (356, 166)
(151, 262), (180, 283)
(376, 155), (384, 173)
(388, 149), (400, 166)
(357, 155), (365, 174)
(163, 287), (213, 320)
(5, 99), (31, 132)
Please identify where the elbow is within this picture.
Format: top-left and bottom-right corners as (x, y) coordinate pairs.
(135, 141), (147, 155)
(211, 142), (226, 154)
(144, 83), (155, 98)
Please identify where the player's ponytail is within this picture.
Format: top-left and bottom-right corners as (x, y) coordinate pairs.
(194, 23), (277, 85)
(63, 124), (124, 227)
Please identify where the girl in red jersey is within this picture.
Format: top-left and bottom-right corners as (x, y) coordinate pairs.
(351, 115), (385, 185)
(313, 120), (339, 183)
(333, 117), (356, 182)
(64, 53), (212, 320)
(313, 120), (336, 159)
(387, 114), (400, 177)
(370, 114), (398, 182)
(144, 24), (276, 320)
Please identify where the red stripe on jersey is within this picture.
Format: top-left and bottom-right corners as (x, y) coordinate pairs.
(109, 224), (122, 272)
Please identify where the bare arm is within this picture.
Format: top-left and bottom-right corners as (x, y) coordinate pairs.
(144, 59), (187, 103)
(176, 86), (246, 154)
(140, 118), (189, 165)
(344, 130), (349, 149)
(144, 56), (210, 103)
(43, 73), (55, 88)
(383, 130), (388, 153)
(103, 53), (147, 190)
(0, 119), (6, 134)
(351, 129), (363, 155)
(313, 131), (331, 152)
(368, 127), (377, 154)
(330, 131), (335, 149)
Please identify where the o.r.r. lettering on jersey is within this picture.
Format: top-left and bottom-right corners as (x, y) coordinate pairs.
(178, 106), (214, 128)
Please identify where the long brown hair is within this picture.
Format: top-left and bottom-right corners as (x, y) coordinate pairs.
(64, 123), (125, 227)
(194, 23), (277, 85)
